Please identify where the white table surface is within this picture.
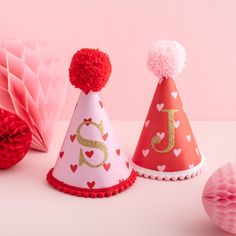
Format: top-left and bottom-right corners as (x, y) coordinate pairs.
(0, 120), (235, 236)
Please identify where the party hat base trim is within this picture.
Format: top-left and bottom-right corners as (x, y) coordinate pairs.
(46, 169), (137, 198)
(131, 157), (205, 181)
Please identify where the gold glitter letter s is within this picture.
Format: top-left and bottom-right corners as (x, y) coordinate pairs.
(77, 120), (108, 168)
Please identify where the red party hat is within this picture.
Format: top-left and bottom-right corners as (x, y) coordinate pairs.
(132, 40), (205, 180)
(47, 49), (136, 197)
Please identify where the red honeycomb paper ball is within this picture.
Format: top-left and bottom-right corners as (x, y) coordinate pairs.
(69, 48), (111, 93)
(0, 108), (32, 169)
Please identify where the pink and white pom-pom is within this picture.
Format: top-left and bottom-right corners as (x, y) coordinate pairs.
(147, 40), (186, 79)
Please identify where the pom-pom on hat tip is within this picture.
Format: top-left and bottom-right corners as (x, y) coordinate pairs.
(69, 48), (112, 94)
(147, 40), (186, 80)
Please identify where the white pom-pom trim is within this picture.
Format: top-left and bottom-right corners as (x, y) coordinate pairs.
(147, 40), (186, 79)
(132, 155), (205, 181)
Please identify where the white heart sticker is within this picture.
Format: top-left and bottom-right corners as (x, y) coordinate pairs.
(174, 120), (180, 128)
(156, 132), (165, 140)
(171, 91), (178, 99)
(145, 120), (150, 127)
(173, 148), (182, 157)
(186, 135), (191, 142)
(189, 164), (194, 169)
(195, 148), (199, 156)
(142, 149), (149, 157)
(156, 103), (164, 112)
(157, 165), (166, 172)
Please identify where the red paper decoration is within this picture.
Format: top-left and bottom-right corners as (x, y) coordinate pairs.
(0, 108), (32, 169)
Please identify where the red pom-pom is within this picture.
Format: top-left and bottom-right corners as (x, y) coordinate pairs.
(69, 48), (111, 93)
(0, 108), (32, 169)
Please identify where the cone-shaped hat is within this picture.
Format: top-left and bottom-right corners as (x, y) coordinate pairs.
(132, 41), (205, 180)
(47, 49), (136, 197)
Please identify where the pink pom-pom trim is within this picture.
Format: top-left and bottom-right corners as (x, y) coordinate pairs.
(147, 40), (186, 79)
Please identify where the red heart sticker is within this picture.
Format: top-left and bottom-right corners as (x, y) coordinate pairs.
(85, 150), (94, 158)
(59, 151), (64, 158)
(87, 181), (95, 189)
(126, 162), (130, 169)
(70, 134), (76, 142)
(84, 118), (92, 126)
(116, 149), (120, 156)
(102, 133), (108, 141)
(99, 100), (103, 108)
(70, 164), (78, 173)
(103, 163), (111, 172)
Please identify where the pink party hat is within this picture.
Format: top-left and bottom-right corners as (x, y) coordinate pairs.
(47, 49), (136, 198)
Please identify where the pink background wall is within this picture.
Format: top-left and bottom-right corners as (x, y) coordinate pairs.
(1, 0), (236, 120)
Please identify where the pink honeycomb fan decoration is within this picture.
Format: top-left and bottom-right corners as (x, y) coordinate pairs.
(202, 162), (236, 234)
(0, 38), (68, 152)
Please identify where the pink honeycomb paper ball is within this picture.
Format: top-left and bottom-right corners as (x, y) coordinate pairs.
(0, 38), (68, 152)
(202, 162), (236, 234)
